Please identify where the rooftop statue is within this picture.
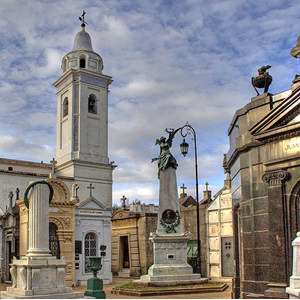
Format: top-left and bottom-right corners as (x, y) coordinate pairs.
(290, 36), (300, 80)
(251, 65), (272, 95)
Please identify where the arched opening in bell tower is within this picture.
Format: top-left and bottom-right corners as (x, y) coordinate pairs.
(88, 94), (97, 114)
(80, 54), (86, 68)
(63, 97), (68, 118)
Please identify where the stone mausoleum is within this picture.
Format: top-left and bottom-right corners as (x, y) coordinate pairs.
(111, 199), (158, 277)
(225, 52), (300, 297)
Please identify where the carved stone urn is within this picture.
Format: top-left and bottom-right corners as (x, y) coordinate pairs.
(84, 256), (106, 299)
(251, 65), (272, 95)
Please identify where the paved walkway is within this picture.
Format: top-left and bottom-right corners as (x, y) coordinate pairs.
(1, 277), (232, 299)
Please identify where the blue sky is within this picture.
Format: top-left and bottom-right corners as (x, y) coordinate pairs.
(0, 0), (299, 205)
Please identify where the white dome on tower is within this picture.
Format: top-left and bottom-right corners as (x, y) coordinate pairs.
(72, 25), (93, 52)
(61, 24), (103, 74)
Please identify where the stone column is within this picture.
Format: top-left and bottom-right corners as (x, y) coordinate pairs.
(262, 170), (290, 298)
(27, 183), (51, 257)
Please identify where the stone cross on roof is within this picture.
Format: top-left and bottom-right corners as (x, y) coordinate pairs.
(180, 183), (187, 198)
(87, 183), (95, 197)
(121, 195), (127, 208)
(180, 184), (187, 194)
(50, 158), (57, 178)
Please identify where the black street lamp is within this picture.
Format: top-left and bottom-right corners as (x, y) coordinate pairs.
(165, 122), (201, 274)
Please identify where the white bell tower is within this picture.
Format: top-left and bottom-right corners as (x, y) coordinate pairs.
(53, 21), (114, 207)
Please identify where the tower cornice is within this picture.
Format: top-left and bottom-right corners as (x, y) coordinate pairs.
(53, 68), (113, 90)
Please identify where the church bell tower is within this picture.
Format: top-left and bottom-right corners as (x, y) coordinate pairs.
(53, 17), (114, 207)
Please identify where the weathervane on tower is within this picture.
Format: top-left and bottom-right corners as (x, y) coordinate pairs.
(79, 10), (88, 27)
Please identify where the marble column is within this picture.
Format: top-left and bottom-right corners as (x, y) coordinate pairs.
(27, 183), (51, 257)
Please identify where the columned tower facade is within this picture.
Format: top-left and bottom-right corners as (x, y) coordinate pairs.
(53, 23), (114, 207)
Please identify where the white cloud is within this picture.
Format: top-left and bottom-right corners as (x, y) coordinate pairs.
(0, 136), (55, 162)
(0, 0), (299, 205)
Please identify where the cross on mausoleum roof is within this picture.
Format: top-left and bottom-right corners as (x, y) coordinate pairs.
(121, 195), (127, 208)
(180, 184), (187, 194)
(87, 183), (95, 197)
(50, 158), (57, 178)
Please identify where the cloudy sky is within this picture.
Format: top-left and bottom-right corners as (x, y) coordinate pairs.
(0, 0), (299, 205)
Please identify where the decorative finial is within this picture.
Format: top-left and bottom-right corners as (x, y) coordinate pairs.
(205, 182), (209, 191)
(79, 10), (88, 27)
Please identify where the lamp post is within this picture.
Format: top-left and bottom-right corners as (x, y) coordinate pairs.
(165, 122), (201, 274)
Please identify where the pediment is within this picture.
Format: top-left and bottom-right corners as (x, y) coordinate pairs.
(111, 209), (137, 220)
(76, 196), (107, 210)
(180, 195), (196, 207)
(207, 195), (220, 211)
(288, 113), (300, 124)
(250, 87), (300, 140)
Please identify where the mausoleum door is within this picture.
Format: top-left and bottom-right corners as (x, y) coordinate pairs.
(221, 237), (234, 277)
(120, 236), (130, 269)
(85, 233), (97, 273)
(7, 241), (12, 281)
(49, 222), (60, 259)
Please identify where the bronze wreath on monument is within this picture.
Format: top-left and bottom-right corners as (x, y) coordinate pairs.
(160, 209), (181, 233)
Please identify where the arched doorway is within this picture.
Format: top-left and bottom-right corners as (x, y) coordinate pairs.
(49, 222), (60, 259)
(84, 232), (97, 273)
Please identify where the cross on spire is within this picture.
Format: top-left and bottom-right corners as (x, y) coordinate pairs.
(121, 195), (127, 208)
(79, 10), (88, 27)
(87, 183), (95, 197)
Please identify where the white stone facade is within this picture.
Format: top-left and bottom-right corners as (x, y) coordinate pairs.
(206, 186), (233, 280)
(75, 197), (112, 285)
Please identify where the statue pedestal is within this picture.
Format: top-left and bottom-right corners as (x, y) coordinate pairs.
(1, 256), (83, 299)
(136, 233), (205, 285)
